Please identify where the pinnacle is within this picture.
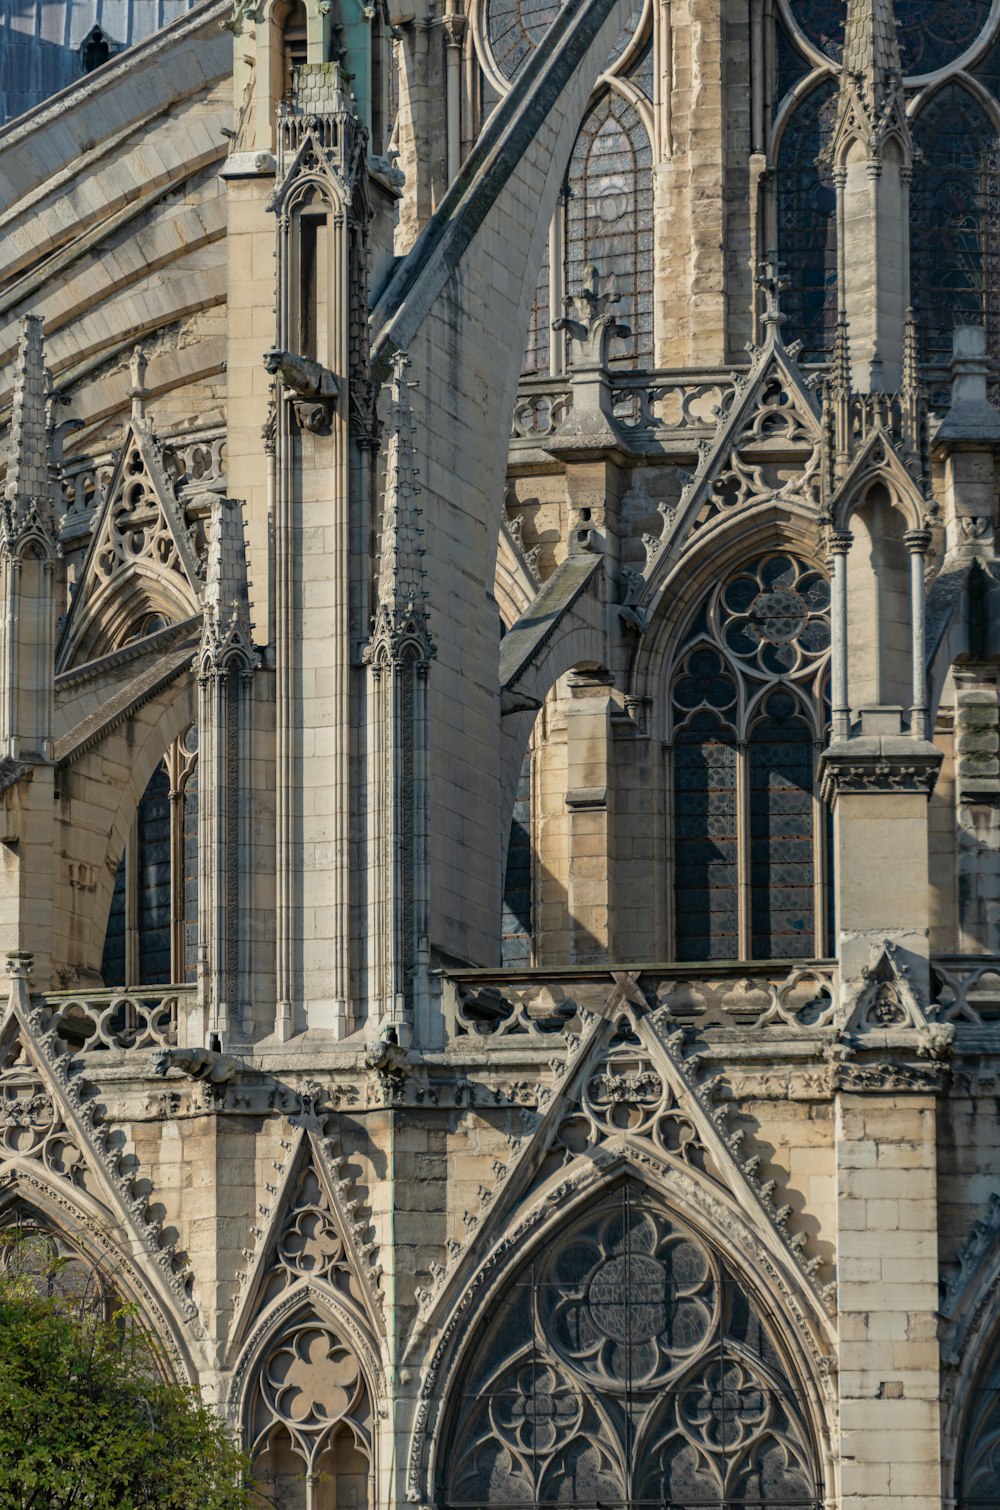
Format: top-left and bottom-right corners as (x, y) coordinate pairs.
(842, 0), (904, 128)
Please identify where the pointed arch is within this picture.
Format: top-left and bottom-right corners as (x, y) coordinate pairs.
(565, 85), (653, 367)
(229, 1284), (383, 1509)
(910, 81), (1000, 361)
(411, 1163), (832, 1508)
(774, 78), (838, 360)
(0, 1172), (196, 1383)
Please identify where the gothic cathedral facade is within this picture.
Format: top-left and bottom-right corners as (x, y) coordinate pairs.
(2, 0), (1000, 1505)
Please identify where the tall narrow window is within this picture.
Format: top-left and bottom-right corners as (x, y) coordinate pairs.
(566, 90), (653, 367)
(669, 555), (830, 962)
(283, 1), (309, 97)
(775, 82), (838, 361)
(501, 750), (533, 964)
(910, 85), (1000, 362)
(101, 730), (199, 988)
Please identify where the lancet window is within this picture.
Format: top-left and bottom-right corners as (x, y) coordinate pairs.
(101, 726), (198, 988)
(248, 1312), (373, 1510)
(957, 1332), (1000, 1507)
(774, 81), (838, 361)
(668, 554), (831, 963)
(910, 85), (1000, 363)
(501, 749), (533, 965)
(442, 1181), (821, 1509)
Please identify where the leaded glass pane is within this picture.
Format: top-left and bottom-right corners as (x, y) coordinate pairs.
(776, 83), (838, 360)
(749, 692), (815, 961)
(183, 761), (199, 985)
(485, 0), (643, 82)
(444, 1183), (820, 1509)
(566, 91), (653, 368)
(959, 1344), (1000, 1509)
(138, 761), (171, 985)
(674, 709), (739, 963)
(910, 85), (1000, 363)
(101, 849), (127, 987)
(501, 751), (532, 965)
(522, 239), (550, 376)
(790, 0), (991, 73)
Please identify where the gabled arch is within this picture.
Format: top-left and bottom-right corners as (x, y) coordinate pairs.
(0, 1168), (196, 1383)
(408, 1159), (834, 1508)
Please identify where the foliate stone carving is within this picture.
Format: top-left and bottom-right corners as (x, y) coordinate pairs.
(819, 753), (941, 800)
(942, 1192), (1000, 1317)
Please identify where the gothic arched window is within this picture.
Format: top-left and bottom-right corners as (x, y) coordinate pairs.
(790, 0), (991, 73)
(957, 1332), (1000, 1507)
(669, 554), (831, 962)
(775, 82), (838, 361)
(501, 749), (533, 965)
(910, 85), (1000, 363)
(566, 90), (654, 368)
(442, 1182), (820, 1509)
(248, 1312), (373, 1509)
(101, 727), (198, 988)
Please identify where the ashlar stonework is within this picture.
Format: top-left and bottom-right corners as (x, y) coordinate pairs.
(1, 0), (1000, 1506)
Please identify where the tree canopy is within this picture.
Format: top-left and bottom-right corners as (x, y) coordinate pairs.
(0, 1227), (253, 1510)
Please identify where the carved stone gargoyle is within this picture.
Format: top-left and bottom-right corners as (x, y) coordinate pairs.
(153, 1046), (240, 1084)
(263, 348), (339, 435)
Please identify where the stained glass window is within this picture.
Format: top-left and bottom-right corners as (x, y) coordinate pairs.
(749, 691), (816, 960)
(776, 82), (838, 360)
(101, 736), (199, 988)
(790, 0), (991, 73)
(958, 1338), (1000, 1507)
(485, 0), (643, 82)
(444, 1182), (820, 1509)
(670, 555), (829, 962)
(566, 90), (654, 368)
(910, 85), (1000, 362)
(522, 240), (550, 377)
(501, 751), (532, 964)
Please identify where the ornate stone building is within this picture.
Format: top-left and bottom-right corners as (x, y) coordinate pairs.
(3, 0), (1000, 1505)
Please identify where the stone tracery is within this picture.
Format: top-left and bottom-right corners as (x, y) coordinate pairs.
(443, 1183), (820, 1509)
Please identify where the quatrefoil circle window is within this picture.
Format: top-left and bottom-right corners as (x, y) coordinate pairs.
(789, 0), (992, 74)
(444, 1183), (820, 1509)
(484, 0), (644, 82)
(720, 554), (830, 675)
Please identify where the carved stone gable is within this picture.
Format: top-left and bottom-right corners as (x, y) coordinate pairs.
(56, 417), (205, 672)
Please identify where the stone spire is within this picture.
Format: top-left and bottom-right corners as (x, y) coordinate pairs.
(4, 316), (49, 524)
(369, 352), (433, 661)
(200, 497), (257, 673)
(841, 0), (904, 142)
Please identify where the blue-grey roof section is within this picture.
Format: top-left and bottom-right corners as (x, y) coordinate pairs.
(0, 1), (204, 124)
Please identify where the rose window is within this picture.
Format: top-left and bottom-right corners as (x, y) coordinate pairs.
(444, 1183), (820, 1509)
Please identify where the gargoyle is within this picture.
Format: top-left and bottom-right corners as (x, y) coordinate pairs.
(262, 348), (338, 401)
(153, 1046), (240, 1084)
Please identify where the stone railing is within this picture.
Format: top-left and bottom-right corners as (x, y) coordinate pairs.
(931, 956), (1000, 1024)
(60, 426), (227, 537)
(510, 370), (739, 446)
(446, 960), (838, 1042)
(40, 986), (194, 1053)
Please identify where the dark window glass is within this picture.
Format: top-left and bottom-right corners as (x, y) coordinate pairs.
(776, 81), (838, 360)
(138, 762), (172, 986)
(674, 711), (739, 962)
(911, 84), (1000, 362)
(444, 1181), (820, 1509)
(791, 0), (990, 72)
(630, 37), (654, 101)
(775, 15), (810, 110)
(485, 0), (642, 81)
(101, 852), (127, 987)
(501, 752), (532, 965)
(566, 90), (654, 367)
(183, 764), (199, 985)
(749, 691), (816, 960)
(788, 0), (844, 61)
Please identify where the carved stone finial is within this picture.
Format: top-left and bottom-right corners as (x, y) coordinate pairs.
(754, 250), (788, 335)
(4, 317), (50, 512)
(199, 497), (258, 676)
(552, 264), (630, 369)
(129, 345), (148, 420)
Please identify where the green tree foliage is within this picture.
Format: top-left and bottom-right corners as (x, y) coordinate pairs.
(0, 1229), (253, 1510)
